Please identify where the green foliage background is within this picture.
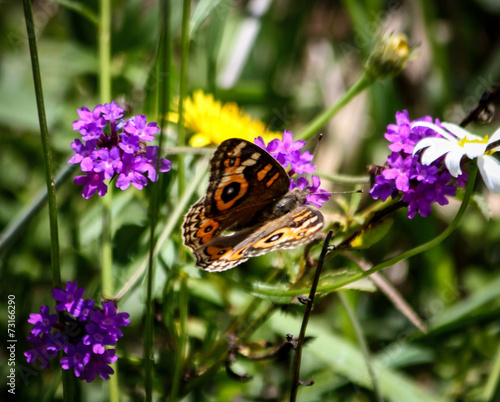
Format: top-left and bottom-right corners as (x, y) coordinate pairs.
(2, 0), (500, 401)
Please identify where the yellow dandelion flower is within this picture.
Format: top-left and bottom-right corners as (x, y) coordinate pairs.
(182, 90), (282, 147)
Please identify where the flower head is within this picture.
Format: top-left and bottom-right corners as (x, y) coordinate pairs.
(182, 90), (281, 146)
(254, 133), (330, 208)
(28, 306), (57, 336)
(25, 281), (130, 382)
(412, 121), (500, 193)
(370, 110), (466, 219)
(365, 33), (413, 79)
(70, 102), (171, 199)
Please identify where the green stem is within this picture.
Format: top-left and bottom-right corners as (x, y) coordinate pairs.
(171, 273), (189, 400)
(297, 72), (374, 141)
(177, 0), (191, 196)
(99, 0), (111, 102)
(144, 1), (171, 400)
(290, 231), (333, 401)
(337, 291), (383, 401)
(98, 1), (116, 400)
(22, 0), (61, 289)
(22, 0), (71, 398)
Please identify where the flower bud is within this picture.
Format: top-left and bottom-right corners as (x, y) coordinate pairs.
(365, 33), (412, 80)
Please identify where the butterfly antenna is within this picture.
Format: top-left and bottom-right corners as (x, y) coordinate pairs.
(312, 133), (323, 161)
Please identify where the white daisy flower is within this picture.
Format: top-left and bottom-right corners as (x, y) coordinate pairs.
(411, 121), (500, 193)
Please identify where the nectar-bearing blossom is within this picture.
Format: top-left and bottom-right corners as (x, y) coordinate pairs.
(370, 110), (468, 219)
(254, 131), (330, 208)
(70, 101), (171, 199)
(25, 281), (130, 383)
(181, 90), (282, 147)
(412, 122), (500, 193)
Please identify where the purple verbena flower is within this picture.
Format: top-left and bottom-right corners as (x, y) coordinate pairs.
(83, 323), (116, 354)
(74, 172), (108, 199)
(92, 301), (130, 340)
(433, 171), (457, 205)
(61, 343), (92, 378)
(254, 132), (329, 208)
(69, 139), (97, 172)
(382, 153), (413, 192)
(402, 183), (434, 219)
(370, 110), (465, 219)
(369, 175), (398, 201)
(135, 146), (172, 181)
(290, 176), (330, 208)
(116, 153), (149, 190)
(26, 281), (130, 383)
(101, 100), (124, 121)
(24, 334), (59, 369)
(69, 101), (171, 198)
(93, 147), (122, 180)
(52, 281), (85, 315)
(124, 114), (159, 142)
(80, 349), (117, 383)
(255, 130), (316, 175)
(28, 305), (57, 336)
(118, 133), (140, 154)
(73, 106), (106, 141)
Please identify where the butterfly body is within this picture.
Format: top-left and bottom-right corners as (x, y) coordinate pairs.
(182, 139), (324, 272)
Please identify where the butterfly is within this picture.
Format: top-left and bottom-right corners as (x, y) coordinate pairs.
(182, 138), (324, 272)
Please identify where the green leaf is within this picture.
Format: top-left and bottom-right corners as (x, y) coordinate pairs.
(190, 0), (229, 37)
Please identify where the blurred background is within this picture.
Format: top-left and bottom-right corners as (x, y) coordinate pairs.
(2, 0), (500, 400)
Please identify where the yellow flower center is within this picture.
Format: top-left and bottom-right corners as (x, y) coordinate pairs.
(458, 135), (489, 147)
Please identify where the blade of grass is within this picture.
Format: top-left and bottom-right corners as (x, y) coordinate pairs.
(338, 291), (383, 401)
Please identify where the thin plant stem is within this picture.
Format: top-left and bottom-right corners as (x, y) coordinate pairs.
(22, 0), (61, 289)
(170, 2), (191, 397)
(98, 0), (117, 400)
(290, 231), (333, 401)
(171, 273), (189, 400)
(177, 0), (191, 196)
(144, 1), (171, 399)
(21, 0), (71, 399)
(337, 291), (383, 401)
(99, 0), (111, 102)
(297, 72), (374, 141)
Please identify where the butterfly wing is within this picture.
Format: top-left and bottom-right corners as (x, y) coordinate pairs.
(183, 138), (290, 253)
(204, 139), (290, 227)
(194, 206), (324, 272)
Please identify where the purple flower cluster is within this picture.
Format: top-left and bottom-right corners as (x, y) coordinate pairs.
(25, 281), (130, 383)
(255, 131), (330, 208)
(70, 102), (171, 199)
(370, 110), (467, 219)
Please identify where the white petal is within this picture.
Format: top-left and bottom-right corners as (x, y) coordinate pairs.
(419, 140), (456, 165)
(488, 127), (500, 145)
(463, 141), (487, 159)
(488, 128), (500, 151)
(412, 121), (457, 141)
(478, 155), (500, 193)
(444, 148), (465, 177)
(441, 122), (482, 141)
(412, 137), (438, 155)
